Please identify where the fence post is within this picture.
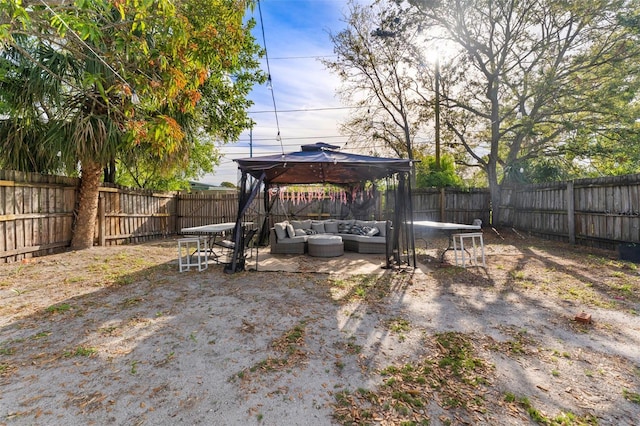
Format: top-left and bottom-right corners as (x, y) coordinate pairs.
(566, 181), (575, 245)
(439, 188), (446, 221)
(98, 192), (106, 246)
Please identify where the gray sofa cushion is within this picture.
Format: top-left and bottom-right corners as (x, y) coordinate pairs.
(278, 235), (307, 244)
(274, 222), (288, 240)
(375, 221), (388, 237)
(324, 220), (339, 234)
(354, 235), (386, 243)
(291, 220), (312, 230)
(311, 221), (325, 233)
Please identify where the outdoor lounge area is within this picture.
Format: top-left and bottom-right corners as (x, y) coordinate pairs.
(225, 142), (415, 272)
(269, 219), (390, 255)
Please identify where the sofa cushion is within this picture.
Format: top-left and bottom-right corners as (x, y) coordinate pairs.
(279, 235), (307, 244)
(274, 222), (288, 240)
(295, 229), (307, 237)
(375, 221), (388, 237)
(311, 221), (325, 234)
(354, 235), (386, 244)
(286, 224), (296, 238)
(324, 220), (339, 234)
(291, 219), (312, 230)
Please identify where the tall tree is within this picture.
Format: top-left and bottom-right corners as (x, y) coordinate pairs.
(397, 0), (640, 224)
(323, 1), (428, 173)
(0, 0), (264, 249)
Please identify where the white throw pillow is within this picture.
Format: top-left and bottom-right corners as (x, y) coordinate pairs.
(274, 222), (288, 240)
(365, 226), (379, 237)
(286, 224), (296, 238)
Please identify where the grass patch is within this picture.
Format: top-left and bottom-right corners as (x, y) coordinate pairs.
(333, 332), (493, 425)
(623, 389), (640, 404)
(388, 317), (411, 342)
(505, 392), (598, 425)
(235, 321), (309, 383)
(329, 274), (393, 302)
(64, 346), (97, 358)
(46, 303), (73, 314)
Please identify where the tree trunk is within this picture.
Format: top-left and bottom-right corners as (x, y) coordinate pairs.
(486, 166), (502, 226)
(71, 160), (103, 250)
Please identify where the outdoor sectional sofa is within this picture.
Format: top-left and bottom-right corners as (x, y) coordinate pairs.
(270, 219), (390, 255)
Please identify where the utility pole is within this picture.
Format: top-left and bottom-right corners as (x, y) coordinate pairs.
(434, 57), (441, 170)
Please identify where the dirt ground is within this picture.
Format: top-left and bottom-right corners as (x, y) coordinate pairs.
(1, 228), (639, 425)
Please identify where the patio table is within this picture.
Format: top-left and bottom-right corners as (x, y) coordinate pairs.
(180, 222), (252, 264)
(411, 220), (482, 262)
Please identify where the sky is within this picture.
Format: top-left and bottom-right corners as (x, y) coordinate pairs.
(199, 0), (359, 186)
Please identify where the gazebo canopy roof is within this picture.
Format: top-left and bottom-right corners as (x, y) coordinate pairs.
(234, 142), (413, 185)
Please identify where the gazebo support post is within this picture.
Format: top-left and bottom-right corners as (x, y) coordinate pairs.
(225, 171), (265, 274)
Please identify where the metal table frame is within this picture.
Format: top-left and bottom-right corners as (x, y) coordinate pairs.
(411, 220), (482, 263)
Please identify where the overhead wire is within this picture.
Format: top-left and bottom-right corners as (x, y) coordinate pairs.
(248, 106), (363, 114)
(256, 0), (284, 154)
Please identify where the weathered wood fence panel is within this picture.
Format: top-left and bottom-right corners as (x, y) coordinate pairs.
(0, 170), (78, 262)
(176, 192), (240, 229)
(501, 173), (640, 249)
(412, 188), (491, 225)
(97, 184), (176, 246)
(3, 169), (640, 262)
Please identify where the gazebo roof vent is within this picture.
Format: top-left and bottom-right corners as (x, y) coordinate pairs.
(300, 142), (340, 152)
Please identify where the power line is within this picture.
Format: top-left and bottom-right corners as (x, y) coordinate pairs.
(257, 0), (284, 154)
(248, 106), (362, 114)
(270, 55), (337, 60)
(233, 135), (349, 142)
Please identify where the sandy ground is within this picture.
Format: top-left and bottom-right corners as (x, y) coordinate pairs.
(1, 229), (639, 425)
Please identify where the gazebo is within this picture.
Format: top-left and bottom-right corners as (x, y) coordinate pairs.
(225, 142), (416, 273)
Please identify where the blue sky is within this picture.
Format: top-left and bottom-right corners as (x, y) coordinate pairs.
(201, 0), (358, 185)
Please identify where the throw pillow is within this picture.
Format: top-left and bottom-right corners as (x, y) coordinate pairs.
(365, 226), (379, 237)
(351, 224), (364, 235)
(295, 229), (307, 237)
(375, 221), (388, 237)
(286, 224), (296, 238)
(274, 222), (288, 240)
(291, 220), (305, 230)
(324, 221), (339, 233)
(311, 221), (325, 234)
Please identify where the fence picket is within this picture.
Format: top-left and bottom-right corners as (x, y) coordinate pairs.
(2, 170), (640, 262)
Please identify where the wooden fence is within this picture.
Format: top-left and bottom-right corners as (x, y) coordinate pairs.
(0, 170), (77, 261)
(2, 169), (640, 262)
(411, 188), (491, 225)
(500, 173), (640, 249)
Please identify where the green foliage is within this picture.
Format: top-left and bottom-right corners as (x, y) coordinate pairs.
(0, 0), (264, 249)
(415, 154), (463, 188)
(381, 0), (640, 222)
(0, 0), (264, 183)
